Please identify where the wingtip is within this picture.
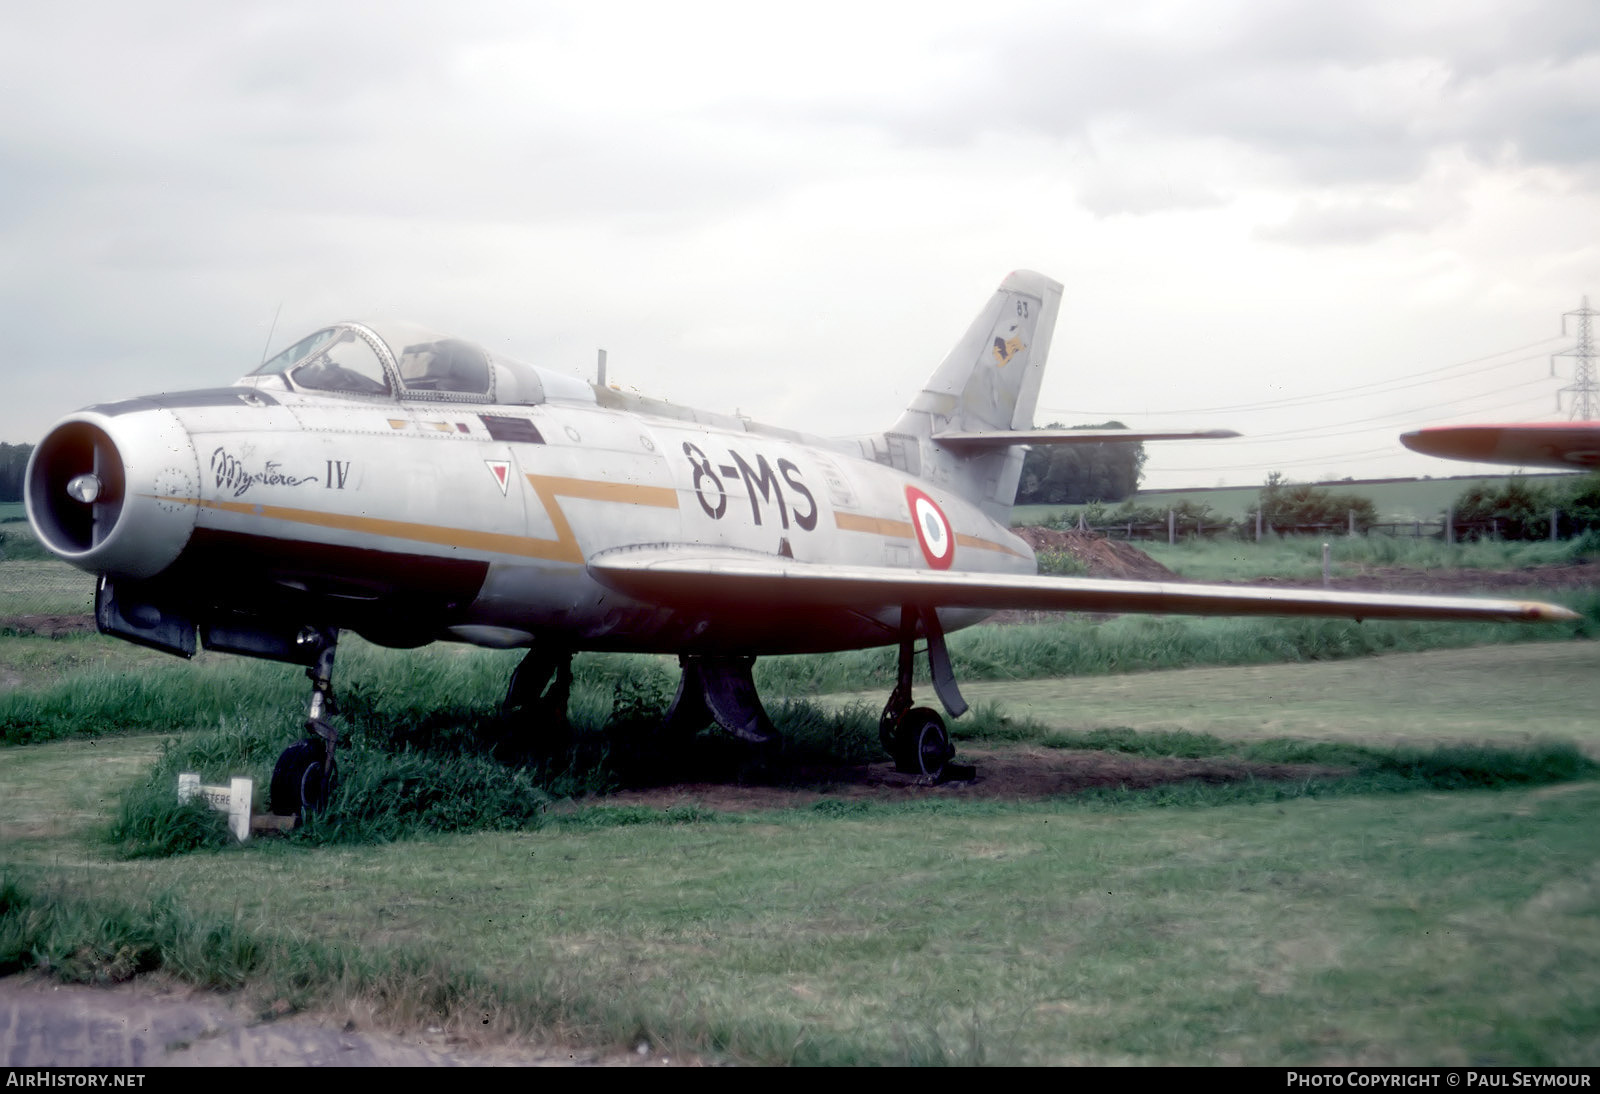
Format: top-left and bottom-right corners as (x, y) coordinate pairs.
(1522, 602), (1583, 623)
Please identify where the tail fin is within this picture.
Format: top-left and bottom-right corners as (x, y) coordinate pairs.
(892, 270), (1063, 440)
(880, 271), (1063, 523)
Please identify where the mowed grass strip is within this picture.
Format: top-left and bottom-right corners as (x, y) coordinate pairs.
(7, 599), (1594, 749)
(1, 643), (1597, 1065)
(4, 776), (1597, 1065)
(1140, 534), (1598, 582)
(938, 643), (1600, 756)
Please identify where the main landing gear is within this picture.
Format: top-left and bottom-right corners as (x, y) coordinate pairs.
(270, 626), (340, 821)
(653, 609), (968, 781)
(876, 605), (966, 780)
(497, 645), (575, 760)
(664, 654), (778, 745)
(496, 610), (971, 783)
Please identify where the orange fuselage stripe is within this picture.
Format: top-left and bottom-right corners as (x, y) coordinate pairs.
(833, 511), (1027, 558)
(154, 478), (1027, 564)
(154, 473), (679, 563)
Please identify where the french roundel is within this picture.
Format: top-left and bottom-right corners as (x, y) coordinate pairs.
(905, 486), (954, 570)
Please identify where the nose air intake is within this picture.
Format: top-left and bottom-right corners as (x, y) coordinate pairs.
(28, 421), (127, 553)
(25, 409), (200, 579)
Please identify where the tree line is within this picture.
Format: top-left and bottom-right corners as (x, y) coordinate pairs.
(1015, 422), (1147, 505)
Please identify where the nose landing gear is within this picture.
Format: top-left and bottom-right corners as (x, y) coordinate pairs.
(270, 627), (341, 821)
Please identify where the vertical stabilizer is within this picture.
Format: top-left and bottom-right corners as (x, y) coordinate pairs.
(892, 270), (1062, 438)
(881, 271), (1063, 523)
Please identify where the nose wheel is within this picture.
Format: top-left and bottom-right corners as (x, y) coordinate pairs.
(271, 737), (337, 819)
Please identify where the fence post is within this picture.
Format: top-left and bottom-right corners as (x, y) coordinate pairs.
(1348, 509), (1356, 536)
(1255, 510), (1262, 542)
(1446, 506), (1454, 546)
(1168, 510), (1176, 545)
(1322, 542), (1331, 588)
(1551, 508), (1560, 542)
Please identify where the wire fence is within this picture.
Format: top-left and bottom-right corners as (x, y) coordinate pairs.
(0, 518), (94, 619)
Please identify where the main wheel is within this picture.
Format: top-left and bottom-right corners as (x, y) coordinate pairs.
(893, 707), (953, 779)
(270, 739), (335, 819)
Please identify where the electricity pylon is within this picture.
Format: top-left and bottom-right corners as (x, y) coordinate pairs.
(1552, 297), (1599, 420)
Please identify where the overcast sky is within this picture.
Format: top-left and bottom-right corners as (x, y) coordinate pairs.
(3, 0), (1597, 489)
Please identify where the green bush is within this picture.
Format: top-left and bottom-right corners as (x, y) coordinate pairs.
(1453, 477), (1559, 539)
(1259, 473), (1378, 533)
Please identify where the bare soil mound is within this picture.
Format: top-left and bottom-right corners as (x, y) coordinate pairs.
(1014, 527), (1178, 581)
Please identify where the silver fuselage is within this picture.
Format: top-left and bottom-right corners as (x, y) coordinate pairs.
(27, 345), (1034, 658)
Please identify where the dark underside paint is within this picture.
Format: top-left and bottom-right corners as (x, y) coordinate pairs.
(179, 528), (490, 629)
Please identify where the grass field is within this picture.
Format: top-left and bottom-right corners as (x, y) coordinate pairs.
(2, 642), (1597, 1065)
(1014, 471), (1587, 526)
(1139, 534), (1590, 582)
(0, 560), (94, 617)
(885, 643), (1600, 756)
(2, 530), (1598, 1064)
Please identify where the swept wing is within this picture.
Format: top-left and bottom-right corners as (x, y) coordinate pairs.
(589, 547), (1577, 624)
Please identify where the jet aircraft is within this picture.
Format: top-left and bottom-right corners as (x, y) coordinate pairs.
(25, 272), (1578, 817)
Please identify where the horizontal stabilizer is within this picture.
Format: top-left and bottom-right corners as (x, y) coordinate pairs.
(589, 546), (1577, 624)
(933, 428), (1239, 450)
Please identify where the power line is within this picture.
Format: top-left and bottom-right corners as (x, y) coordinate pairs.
(1039, 337), (1562, 419)
(1199, 381), (1554, 445)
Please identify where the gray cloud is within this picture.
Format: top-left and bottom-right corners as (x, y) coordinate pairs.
(1256, 192), (1466, 246)
(841, 1), (1600, 199)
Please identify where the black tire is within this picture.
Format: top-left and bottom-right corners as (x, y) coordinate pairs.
(894, 707), (953, 778)
(271, 739), (335, 818)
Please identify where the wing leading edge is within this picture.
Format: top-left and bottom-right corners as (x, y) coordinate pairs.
(932, 428), (1239, 451)
(588, 547), (1578, 624)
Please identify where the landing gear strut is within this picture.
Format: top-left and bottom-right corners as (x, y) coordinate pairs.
(498, 646), (574, 759)
(270, 626), (340, 820)
(665, 655), (777, 745)
(656, 609), (970, 781)
(878, 605), (965, 780)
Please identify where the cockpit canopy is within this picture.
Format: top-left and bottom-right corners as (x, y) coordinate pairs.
(246, 321), (591, 406)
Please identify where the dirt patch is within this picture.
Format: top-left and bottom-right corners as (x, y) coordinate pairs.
(0, 613), (96, 637)
(596, 746), (1348, 814)
(0, 973), (678, 1067)
(1014, 527), (1179, 581)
